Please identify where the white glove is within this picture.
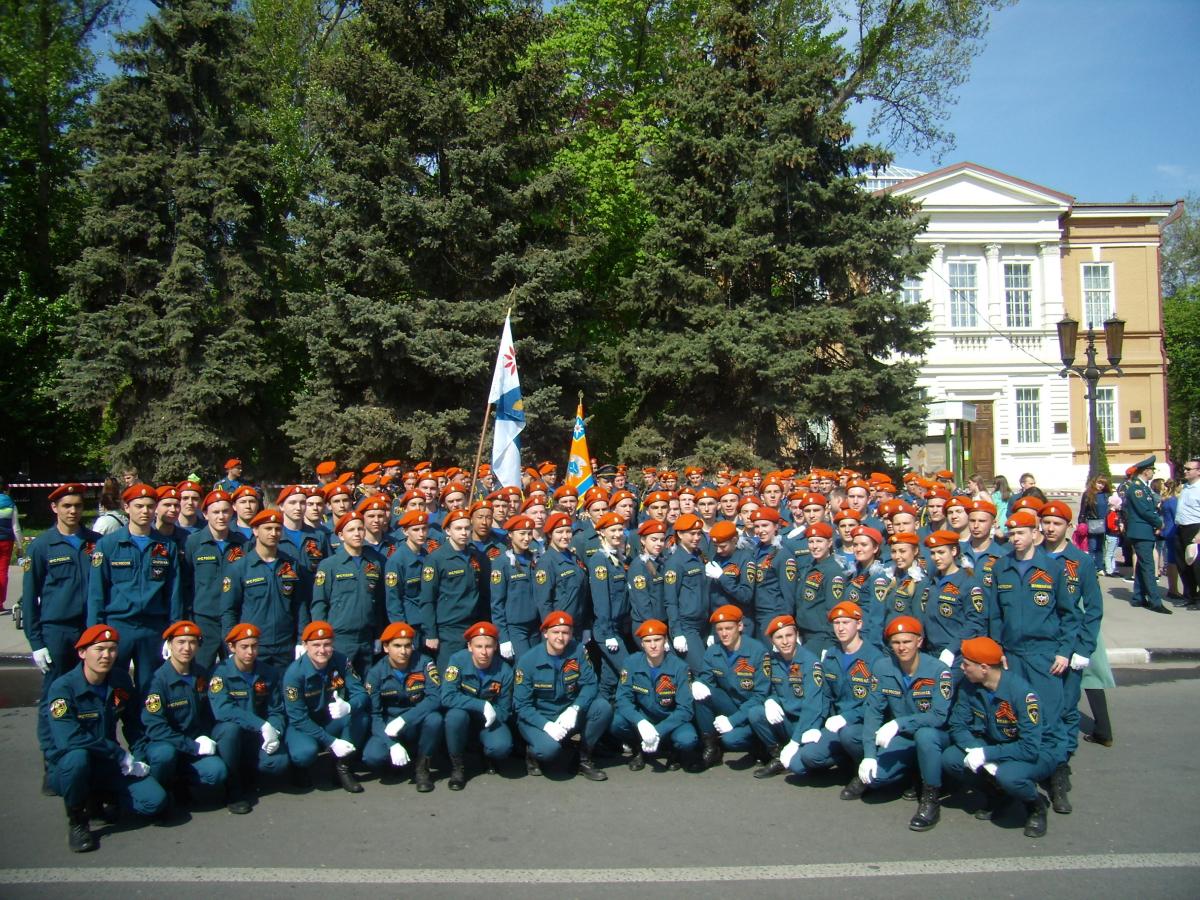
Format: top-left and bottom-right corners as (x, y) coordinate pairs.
(384, 715), (406, 737)
(714, 715), (733, 735)
(194, 735), (217, 756)
(875, 719), (900, 749)
(824, 714), (847, 733)
(1070, 653), (1090, 671)
(389, 742), (410, 767)
(764, 698), (786, 725)
(543, 721), (568, 742)
(800, 728), (822, 745)
(982, 762), (999, 776)
(327, 696), (351, 720)
(556, 705), (579, 731)
(641, 733), (660, 754)
(939, 648), (955, 667)
(161, 640), (171, 661)
(260, 722), (281, 754)
(964, 747), (986, 772)
(605, 637), (619, 652)
(329, 738), (356, 758)
(673, 635), (688, 654)
(706, 634), (715, 647)
(636, 719), (658, 745)
(32, 647), (52, 673)
(858, 758), (878, 785)
(294, 644), (305, 660)
(779, 740), (800, 768)
(704, 561), (723, 579)
(500, 641), (514, 660)
(119, 750), (136, 776)
(483, 701), (497, 727)
(691, 681), (711, 701)
(128, 758), (150, 778)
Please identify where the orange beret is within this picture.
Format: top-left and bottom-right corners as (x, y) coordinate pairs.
(360, 473), (381, 486)
(249, 510), (282, 528)
(935, 469), (954, 480)
(335, 511), (364, 534)
(827, 602), (862, 622)
(356, 496), (390, 514)
(969, 499), (997, 517)
(945, 497), (970, 512)
(440, 482), (468, 501)
(121, 483), (157, 503)
(643, 490), (672, 506)
(582, 487), (610, 508)
(176, 481), (202, 496)
(635, 619), (669, 639)
(718, 485), (740, 499)
(673, 513), (704, 532)
(544, 512), (574, 534)
(162, 620), (202, 641)
(709, 604), (743, 623)
(1006, 510), (1039, 530)
(1010, 496), (1045, 513)
(464, 621), (499, 642)
(231, 485), (258, 502)
(315, 461), (337, 476)
(924, 530), (962, 549)
(381, 622), (417, 643)
(610, 490), (636, 507)
(594, 512), (626, 531)
(1040, 501), (1073, 522)
(748, 508), (781, 524)
(382, 460), (401, 469)
(275, 485), (303, 504)
(223, 458), (242, 470)
(503, 514), (535, 532)
(48, 482), (88, 502)
(202, 489), (232, 509)
(801, 492), (827, 508)
(396, 510), (429, 529)
(301, 621), (335, 641)
(850, 525), (883, 545)
(709, 521), (739, 542)
(224, 623), (261, 644)
(684, 466), (704, 476)
(834, 508), (862, 523)
(925, 485), (951, 501)
(889, 532), (919, 546)
(325, 483), (353, 501)
(961, 636), (1004, 665)
(361, 462), (381, 475)
(765, 614), (797, 636)
(443, 509), (471, 526)
(637, 519), (667, 537)
(885, 615), (923, 638)
(695, 488), (719, 501)
(553, 485), (578, 500)
(76, 624), (120, 649)
(806, 522), (834, 540)
(892, 501), (917, 517)
(541, 611), (574, 631)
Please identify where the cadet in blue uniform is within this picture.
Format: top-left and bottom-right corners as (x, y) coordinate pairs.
(441, 621), (514, 789)
(961, 498), (1009, 574)
(664, 514), (712, 674)
(384, 510), (431, 639)
(47, 624), (166, 852)
(589, 511), (635, 701)
(283, 620), (371, 793)
(87, 483), (183, 697)
(748, 614), (827, 778)
(419, 509), (486, 671)
(627, 519), (669, 631)
(181, 490), (246, 668)
(612, 618), (700, 771)
(918, 530), (987, 668)
(361, 621), (442, 792)
(878, 531), (929, 632)
(312, 511), (386, 675)
(209, 622), (289, 815)
(1122, 456), (1171, 613)
(221, 510), (310, 668)
(24, 483), (98, 794)
(513, 611), (613, 781)
(942, 636), (1050, 837)
(843, 525), (891, 657)
(852, 616), (953, 832)
(532, 512), (591, 627)
(140, 621), (227, 804)
(213, 458), (244, 494)
(787, 522), (845, 653)
(276, 485), (332, 575)
(690, 604), (771, 769)
(490, 514), (542, 663)
(571, 487), (610, 561)
(706, 520), (755, 621)
(744, 508), (789, 638)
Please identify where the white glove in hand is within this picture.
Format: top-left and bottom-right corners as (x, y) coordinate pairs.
(824, 714), (847, 733)
(32, 647), (52, 674)
(161, 640), (171, 661)
(779, 741), (800, 768)
(691, 681), (711, 701)
(543, 721), (568, 742)
(120, 750), (136, 776)
(556, 706), (579, 731)
(858, 758), (878, 785)
(706, 634), (715, 647)
(294, 644), (305, 660)
(982, 762), (998, 776)
(764, 698), (785, 725)
(875, 720), (900, 749)
(327, 696), (352, 720)
(261, 722), (281, 754)
(389, 742), (410, 767)
(1070, 653), (1090, 671)
(641, 734), (660, 754)
(500, 641), (514, 660)
(704, 561), (723, 579)
(800, 728), (822, 745)
(605, 637), (619, 652)
(672, 635), (688, 654)
(128, 759), (150, 778)
(636, 720), (658, 745)
(714, 715), (733, 735)
(483, 701), (497, 728)
(939, 648), (955, 667)
(964, 747), (986, 772)
(384, 715), (406, 737)
(194, 735), (217, 756)
(329, 738), (355, 758)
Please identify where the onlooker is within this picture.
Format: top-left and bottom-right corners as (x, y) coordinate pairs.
(1079, 476), (1111, 573)
(966, 474), (989, 501)
(1175, 458), (1200, 610)
(1103, 493), (1123, 577)
(0, 476), (24, 615)
(1158, 480), (1179, 598)
(91, 477), (128, 537)
(1012, 472), (1046, 504)
(991, 475), (1013, 538)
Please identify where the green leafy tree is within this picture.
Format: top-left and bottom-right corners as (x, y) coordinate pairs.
(61, 0), (286, 481)
(1164, 286), (1200, 465)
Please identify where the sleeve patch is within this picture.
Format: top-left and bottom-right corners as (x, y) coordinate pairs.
(50, 698), (69, 719)
(144, 693), (162, 714)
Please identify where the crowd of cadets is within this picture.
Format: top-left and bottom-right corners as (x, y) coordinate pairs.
(24, 451), (1128, 852)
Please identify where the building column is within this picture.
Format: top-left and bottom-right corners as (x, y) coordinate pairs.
(1039, 241), (1065, 328)
(929, 244), (946, 329)
(984, 242), (1002, 328)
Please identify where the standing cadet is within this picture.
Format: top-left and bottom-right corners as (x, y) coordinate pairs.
(744, 508), (790, 638)
(441, 621), (514, 789)
(513, 611), (613, 781)
(230, 485), (260, 540)
(23, 483), (98, 795)
(181, 490), (246, 667)
(1122, 455), (1172, 613)
(749, 615), (826, 778)
(571, 487), (610, 560)
(361, 621), (442, 792)
(628, 519), (668, 630)
(278, 485), (332, 575)
(490, 514), (541, 662)
(690, 604), (771, 769)
(852, 616), (953, 832)
(941, 636), (1050, 837)
(419, 509), (486, 670)
(46, 625), (166, 852)
(209, 623), (289, 815)
(589, 512), (634, 702)
(664, 514), (712, 675)
(221, 510), (310, 668)
(359, 495), (399, 559)
(706, 520), (755, 621)
(532, 512), (590, 626)
(87, 483), (182, 698)
(385, 510), (431, 637)
(844, 525), (891, 657)
(611, 619), (700, 771)
(213, 458), (244, 493)
(788, 522), (845, 654)
(962, 499), (1009, 573)
(917, 531), (987, 668)
(283, 621), (371, 793)
(312, 512), (386, 675)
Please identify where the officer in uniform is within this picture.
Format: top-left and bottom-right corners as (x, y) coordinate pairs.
(664, 514), (712, 675)
(1122, 455), (1171, 613)
(209, 622), (289, 815)
(87, 483), (183, 698)
(140, 621), (227, 806)
(532, 511), (591, 626)
(312, 511), (386, 675)
(852, 616), (954, 832)
(361, 621), (442, 792)
(46, 624), (166, 852)
(213, 458), (244, 493)
(489, 514), (541, 663)
(419, 508), (487, 670)
(283, 620), (371, 793)
(941, 636), (1050, 837)
(24, 482), (98, 795)
(611, 618), (700, 771)
(441, 621), (513, 789)
(384, 510), (431, 637)
(513, 611), (613, 780)
(181, 489), (246, 668)
(749, 614), (826, 778)
(788, 522), (845, 653)
(627, 519), (669, 631)
(589, 511), (634, 701)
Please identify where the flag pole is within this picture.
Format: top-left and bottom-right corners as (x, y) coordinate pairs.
(468, 299), (515, 501)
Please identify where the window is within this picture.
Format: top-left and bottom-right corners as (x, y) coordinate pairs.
(1081, 263), (1113, 328)
(948, 262), (978, 328)
(1015, 387), (1041, 444)
(902, 276), (924, 305)
(1004, 262), (1033, 328)
(1095, 386), (1117, 444)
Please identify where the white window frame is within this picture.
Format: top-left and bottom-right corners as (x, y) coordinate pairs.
(948, 260), (978, 329)
(1003, 260), (1034, 329)
(1014, 386), (1042, 445)
(1094, 386), (1118, 445)
(1081, 262), (1114, 329)
(901, 275), (924, 305)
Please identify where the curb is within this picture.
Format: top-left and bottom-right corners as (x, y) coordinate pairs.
(1108, 647), (1200, 666)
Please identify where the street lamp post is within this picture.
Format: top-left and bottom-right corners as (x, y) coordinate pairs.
(1056, 315), (1125, 480)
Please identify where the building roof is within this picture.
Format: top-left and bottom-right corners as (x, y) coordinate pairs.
(876, 161), (1077, 205)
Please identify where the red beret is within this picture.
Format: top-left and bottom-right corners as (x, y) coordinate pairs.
(176, 481), (202, 496)
(1006, 510), (1039, 530)
(544, 512), (574, 534)
(889, 532), (919, 546)
(76, 624), (120, 649)
(48, 483), (87, 502)
(709, 521), (739, 542)
(885, 616), (923, 638)
(1011, 496), (1045, 513)
(935, 469), (954, 480)
(806, 522), (834, 540)
(231, 485), (258, 502)
(162, 620), (202, 641)
(224, 623), (261, 644)
(643, 491), (672, 506)
(850, 525), (883, 545)
(325, 483), (354, 501)
(202, 490), (232, 510)
(834, 508), (862, 523)
(966, 499), (995, 517)
(315, 461), (337, 476)
(276, 485), (303, 504)
(924, 530), (962, 549)
(552, 485), (578, 500)
(765, 614), (797, 636)
(249, 510), (282, 528)
(684, 466), (704, 476)
(503, 514), (535, 532)
(356, 496), (390, 514)
(443, 509), (471, 527)
(582, 487), (610, 508)
(961, 636), (1004, 665)
(381, 622), (417, 642)
(695, 488), (720, 501)
(223, 458), (241, 470)
(827, 602), (862, 622)
(396, 510), (429, 529)
(301, 621), (335, 642)
(541, 611), (574, 632)
(463, 621), (499, 642)
(594, 512), (626, 531)
(156, 485), (179, 501)
(749, 508), (782, 525)
(440, 481), (468, 501)
(673, 513), (704, 532)
(925, 485), (951, 501)
(362, 462), (381, 475)
(635, 619), (669, 639)
(801, 492), (827, 508)
(335, 511), (364, 534)
(718, 485), (740, 499)
(709, 604), (743, 624)
(637, 519), (667, 537)
(121, 483), (157, 503)
(1040, 501), (1073, 523)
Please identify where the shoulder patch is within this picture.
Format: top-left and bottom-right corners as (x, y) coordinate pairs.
(619, 669), (628, 684)
(22, 556), (31, 572)
(535, 569), (548, 585)
(144, 693), (162, 714)
(210, 676), (224, 694)
(633, 574), (647, 590)
(422, 566), (435, 582)
(491, 570), (502, 585)
(50, 698), (69, 719)
(386, 571), (399, 587)
(315, 570), (326, 586)
(515, 669), (525, 685)
(665, 570), (677, 585)
(286, 685), (299, 702)
(445, 665), (459, 682)
(428, 665), (440, 686)
(222, 576), (232, 593)
(92, 551), (103, 567)
(595, 565), (607, 581)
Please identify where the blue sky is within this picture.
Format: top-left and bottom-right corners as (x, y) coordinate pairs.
(102, 0), (1198, 202)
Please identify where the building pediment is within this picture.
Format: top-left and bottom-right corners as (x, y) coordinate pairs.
(882, 162), (1074, 213)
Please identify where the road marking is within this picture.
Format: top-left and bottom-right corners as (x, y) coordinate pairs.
(2, 854), (1199, 884)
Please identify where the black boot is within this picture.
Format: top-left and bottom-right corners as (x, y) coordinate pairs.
(908, 785), (941, 831)
(974, 775), (1003, 820)
(1024, 795), (1048, 838)
(753, 745), (785, 779)
(67, 806), (95, 853)
(525, 747), (542, 776)
(665, 750), (682, 771)
(628, 750), (646, 771)
(701, 734), (723, 769)
(901, 777), (920, 801)
(577, 748), (608, 782)
(334, 759), (364, 794)
(87, 790), (119, 825)
(1049, 764), (1072, 814)
(225, 784), (252, 815)
(681, 747), (706, 773)
(445, 755), (464, 792)
(840, 775), (866, 801)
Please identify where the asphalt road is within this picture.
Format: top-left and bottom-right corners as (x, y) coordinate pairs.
(1, 667), (1198, 898)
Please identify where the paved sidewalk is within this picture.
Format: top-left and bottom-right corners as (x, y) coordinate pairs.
(3, 562), (1197, 666)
